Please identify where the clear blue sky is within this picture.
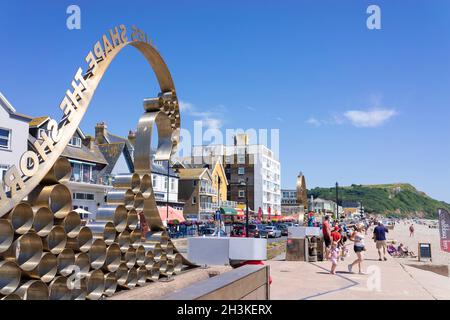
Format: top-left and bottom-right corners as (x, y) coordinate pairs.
(1, 1), (449, 202)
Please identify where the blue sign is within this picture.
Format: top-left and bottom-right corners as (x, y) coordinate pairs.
(215, 210), (221, 221)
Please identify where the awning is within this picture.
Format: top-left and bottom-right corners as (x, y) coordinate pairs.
(236, 208), (245, 217)
(220, 207), (237, 215)
(158, 206), (185, 223)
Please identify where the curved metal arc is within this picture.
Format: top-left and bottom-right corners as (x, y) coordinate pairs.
(0, 39), (178, 217)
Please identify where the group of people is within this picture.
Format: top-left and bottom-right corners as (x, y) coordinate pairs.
(322, 216), (411, 275)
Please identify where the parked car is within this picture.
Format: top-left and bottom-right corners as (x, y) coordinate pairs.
(230, 224), (246, 237)
(260, 225), (282, 238)
(278, 224), (288, 236)
(247, 224), (261, 238)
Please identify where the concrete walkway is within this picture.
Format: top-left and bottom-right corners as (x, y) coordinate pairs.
(267, 239), (450, 300)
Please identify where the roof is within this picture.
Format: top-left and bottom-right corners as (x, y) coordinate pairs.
(0, 92), (32, 122)
(28, 134), (108, 165)
(152, 160), (178, 177)
(29, 116), (50, 128)
(177, 168), (210, 180)
(97, 142), (134, 176)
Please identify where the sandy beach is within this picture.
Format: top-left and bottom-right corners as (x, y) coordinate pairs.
(386, 221), (450, 266)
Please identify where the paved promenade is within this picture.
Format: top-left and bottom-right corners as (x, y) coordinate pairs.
(267, 231), (450, 300)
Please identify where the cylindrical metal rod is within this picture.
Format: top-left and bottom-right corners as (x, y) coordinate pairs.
(86, 221), (116, 245)
(57, 248), (75, 277)
(146, 231), (168, 245)
(126, 209), (138, 231)
(0, 261), (21, 295)
(103, 243), (121, 272)
(0, 219), (14, 253)
(42, 225), (67, 255)
(115, 263), (129, 286)
(6, 202), (34, 234)
(56, 211), (81, 238)
(124, 267), (137, 289)
(141, 242), (162, 259)
(15, 280), (49, 300)
(28, 184), (72, 219)
(70, 277), (87, 300)
(144, 250), (155, 268)
(95, 205), (127, 232)
(74, 252), (90, 277)
(154, 252), (167, 264)
(129, 229), (142, 248)
(136, 266), (147, 286)
(42, 157), (72, 184)
(140, 174), (152, 198)
(24, 252), (57, 283)
(147, 262), (160, 281)
(104, 272), (117, 297)
(135, 245), (146, 267)
(65, 226), (93, 252)
(116, 230), (130, 253)
(143, 97), (163, 112)
(106, 189), (134, 210)
(85, 270), (105, 300)
(3, 232), (43, 271)
(123, 247), (136, 268)
(89, 239), (107, 270)
(133, 192), (144, 211)
(112, 173), (141, 192)
(167, 253), (183, 274)
(31, 206), (53, 237)
(48, 276), (70, 300)
(160, 261), (174, 276)
(161, 241), (174, 255)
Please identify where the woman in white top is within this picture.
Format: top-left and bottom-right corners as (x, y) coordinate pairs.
(348, 223), (366, 274)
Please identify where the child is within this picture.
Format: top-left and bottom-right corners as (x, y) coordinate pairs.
(328, 241), (340, 275)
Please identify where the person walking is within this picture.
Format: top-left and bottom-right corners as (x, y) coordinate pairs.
(322, 215), (332, 260)
(373, 221), (388, 261)
(409, 224), (415, 237)
(348, 223), (366, 274)
(328, 241), (340, 275)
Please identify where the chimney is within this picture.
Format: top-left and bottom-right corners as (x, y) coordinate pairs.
(83, 135), (95, 150)
(128, 130), (136, 146)
(95, 122), (107, 144)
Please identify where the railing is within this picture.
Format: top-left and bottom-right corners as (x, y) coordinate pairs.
(220, 200), (237, 208)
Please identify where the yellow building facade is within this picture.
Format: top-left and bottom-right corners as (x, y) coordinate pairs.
(210, 161), (228, 204)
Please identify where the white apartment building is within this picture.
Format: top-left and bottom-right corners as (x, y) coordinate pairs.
(191, 134), (281, 217)
(0, 92), (31, 183)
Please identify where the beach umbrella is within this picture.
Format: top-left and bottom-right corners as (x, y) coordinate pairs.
(267, 207), (271, 221)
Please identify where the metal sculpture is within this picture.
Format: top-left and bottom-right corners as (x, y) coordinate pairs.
(296, 172), (308, 222)
(0, 24), (193, 300)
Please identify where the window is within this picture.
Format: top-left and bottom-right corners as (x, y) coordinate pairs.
(164, 177), (168, 190)
(238, 190), (245, 198)
(170, 178), (175, 191)
(68, 136), (82, 148)
(73, 193), (95, 200)
(70, 161), (93, 183)
(238, 167), (245, 175)
(193, 180), (197, 186)
(0, 128), (11, 149)
(1, 164), (8, 191)
(192, 196), (197, 204)
(152, 174), (157, 188)
(237, 154), (245, 164)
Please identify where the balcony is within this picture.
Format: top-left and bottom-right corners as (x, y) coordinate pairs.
(200, 202), (217, 212)
(199, 186), (217, 195)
